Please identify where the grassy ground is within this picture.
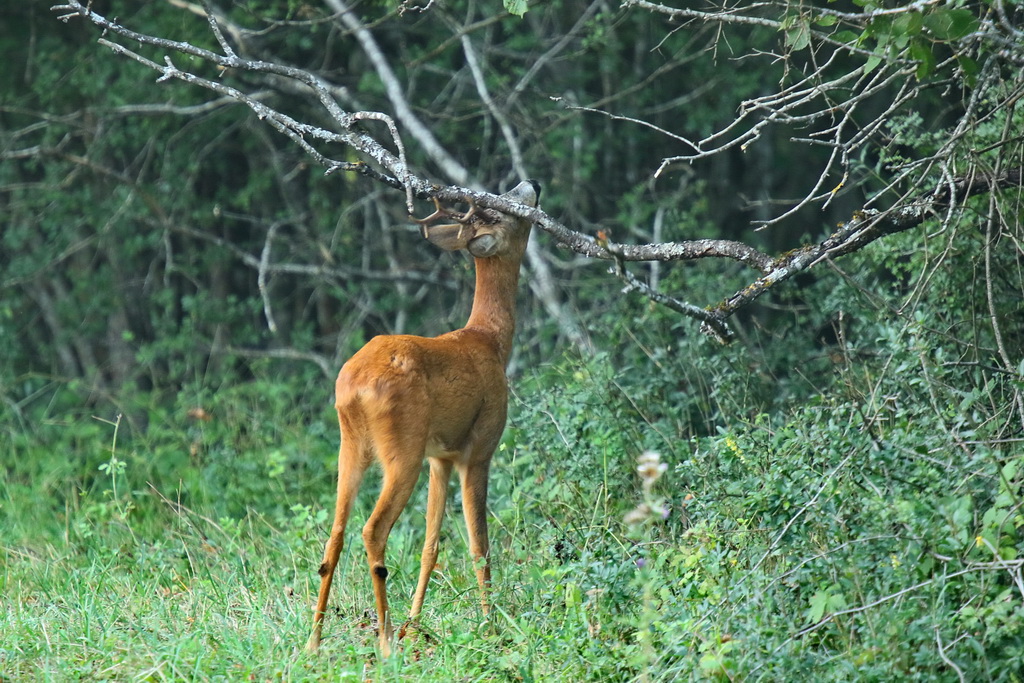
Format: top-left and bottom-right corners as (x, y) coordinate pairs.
(1, 479), (611, 681)
(3, 340), (1024, 680)
(0, 399), (636, 681)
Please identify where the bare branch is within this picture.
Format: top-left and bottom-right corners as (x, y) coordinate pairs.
(324, 0), (471, 189)
(712, 168), (1024, 321)
(258, 221), (282, 333)
(609, 257), (735, 343)
(47, 0), (1024, 341)
(459, 33), (590, 350)
(169, 221), (458, 289)
(225, 345), (335, 379)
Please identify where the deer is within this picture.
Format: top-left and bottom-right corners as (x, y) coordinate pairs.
(306, 179), (540, 657)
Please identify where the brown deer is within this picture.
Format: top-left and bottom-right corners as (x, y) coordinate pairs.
(307, 180), (540, 657)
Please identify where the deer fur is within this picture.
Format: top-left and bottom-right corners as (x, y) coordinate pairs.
(307, 180), (540, 657)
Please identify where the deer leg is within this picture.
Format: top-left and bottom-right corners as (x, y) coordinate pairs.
(362, 458), (422, 657)
(308, 437), (367, 652)
(409, 458), (453, 623)
(457, 459), (492, 616)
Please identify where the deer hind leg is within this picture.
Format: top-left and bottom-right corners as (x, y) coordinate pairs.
(308, 437), (368, 652)
(409, 457), (453, 623)
(457, 459), (493, 616)
(362, 448), (424, 657)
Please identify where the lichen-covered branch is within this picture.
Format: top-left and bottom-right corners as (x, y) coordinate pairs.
(713, 168), (1024, 320)
(49, 0), (1024, 344)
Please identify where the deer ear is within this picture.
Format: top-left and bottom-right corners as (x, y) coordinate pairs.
(422, 223), (473, 251)
(501, 180), (540, 207)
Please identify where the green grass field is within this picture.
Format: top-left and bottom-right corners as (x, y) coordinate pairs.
(1, 385), (644, 681)
(3, 346), (1023, 681)
(2, 494), (592, 680)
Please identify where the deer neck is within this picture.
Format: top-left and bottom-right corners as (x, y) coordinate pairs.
(465, 248), (526, 367)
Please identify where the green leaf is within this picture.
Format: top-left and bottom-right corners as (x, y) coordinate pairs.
(866, 15), (893, 40)
(1000, 459), (1018, 483)
(808, 590), (830, 623)
(504, 0), (529, 17)
(564, 582), (581, 609)
(924, 8), (979, 41)
(699, 653), (724, 674)
(833, 29), (860, 44)
(910, 39), (936, 79)
(892, 11), (923, 39)
(863, 53), (883, 75)
(982, 505), (1003, 529)
(787, 21), (812, 51)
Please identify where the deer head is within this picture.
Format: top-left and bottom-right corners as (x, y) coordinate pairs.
(412, 181), (539, 258)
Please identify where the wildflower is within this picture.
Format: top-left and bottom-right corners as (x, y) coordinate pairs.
(724, 435), (747, 464)
(624, 451), (669, 530)
(624, 503), (652, 527)
(637, 450), (667, 493)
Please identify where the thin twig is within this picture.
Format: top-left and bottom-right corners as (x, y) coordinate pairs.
(258, 221), (281, 333)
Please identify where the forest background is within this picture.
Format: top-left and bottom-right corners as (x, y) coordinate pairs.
(2, 0), (1023, 679)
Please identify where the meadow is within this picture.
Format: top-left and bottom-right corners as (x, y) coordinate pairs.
(4, 291), (1023, 680)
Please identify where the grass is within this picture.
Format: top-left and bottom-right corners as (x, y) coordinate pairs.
(3, 339), (1024, 680)
(5, 500), (307, 679)
(3, 499), (492, 680)
(0, 425), (631, 682)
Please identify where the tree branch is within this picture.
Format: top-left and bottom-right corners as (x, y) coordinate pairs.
(48, 0), (1024, 344)
(325, 0), (471, 190)
(712, 167), (1024, 321)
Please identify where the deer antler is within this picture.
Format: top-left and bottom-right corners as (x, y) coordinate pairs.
(411, 197), (477, 232)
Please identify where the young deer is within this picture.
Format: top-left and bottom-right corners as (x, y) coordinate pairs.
(307, 180), (540, 657)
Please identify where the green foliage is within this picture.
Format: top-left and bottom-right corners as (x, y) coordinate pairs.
(17, 201), (1011, 680)
(777, 1), (994, 90)
(4, 206), (1024, 679)
(3, 0), (1024, 679)
(504, 0), (529, 18)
